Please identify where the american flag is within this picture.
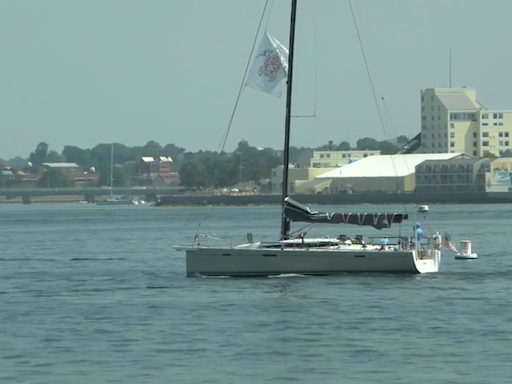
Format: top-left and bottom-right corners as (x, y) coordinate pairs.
(442, 232), (457, 253)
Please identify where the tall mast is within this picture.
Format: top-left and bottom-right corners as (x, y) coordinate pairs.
(110, 143), (114, 197)
(280, 0), (298, 240)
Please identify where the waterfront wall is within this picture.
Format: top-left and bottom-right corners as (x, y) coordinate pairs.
(155, 192), (512, 206)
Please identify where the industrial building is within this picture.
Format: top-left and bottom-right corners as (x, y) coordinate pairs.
(297, 153), (472, 194)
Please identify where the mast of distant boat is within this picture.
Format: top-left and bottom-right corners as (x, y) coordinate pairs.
(110, 143), (114, 198)
(280, 0), (298, 240)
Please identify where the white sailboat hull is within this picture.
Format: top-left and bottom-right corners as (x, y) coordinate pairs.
(179, 246), (441, 276)
(96, 199), (137, 206)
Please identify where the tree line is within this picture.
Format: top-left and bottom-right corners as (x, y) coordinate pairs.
(0, 136), (411, 188)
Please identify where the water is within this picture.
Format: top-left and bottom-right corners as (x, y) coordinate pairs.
(1, 203), (511, 383)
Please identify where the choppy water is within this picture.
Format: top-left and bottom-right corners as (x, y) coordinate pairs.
(0, 203), (511, 383)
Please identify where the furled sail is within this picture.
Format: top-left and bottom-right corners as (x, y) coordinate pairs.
(283, 197), (408, 230)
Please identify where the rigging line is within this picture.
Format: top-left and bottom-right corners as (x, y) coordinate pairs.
(217, 0), (271, 154)
(312, 0), (317, 121)
(347, 0), (406, 212)
(381, 95), (398, 138)
(354, 0), (367, 39)
(264, 0), (275, 31)
(347, 0), (386, 146)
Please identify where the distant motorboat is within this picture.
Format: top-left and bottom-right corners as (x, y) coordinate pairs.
(417, 205), (429, 213)
(77, 200), (89, 204)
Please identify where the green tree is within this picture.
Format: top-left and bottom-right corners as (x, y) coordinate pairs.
(37, 168), (74, 188)
(97, 166), (125, 187)
(204, 155), (238, 187)
(336, 141), (351, 150)
(29, 142), (49, 166)
(179, 161), (206, 188)
(482, 151), (498, 159)
(142, 140), (163, 157)
(62, 145), (92, 167)
(396, 135), (410, 144)
(356, 137), (380, 150)
(378, 141), (400, 155)
(45, 150), (63, 163)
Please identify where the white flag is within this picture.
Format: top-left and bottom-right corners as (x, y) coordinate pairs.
(245, 32), (289, 98)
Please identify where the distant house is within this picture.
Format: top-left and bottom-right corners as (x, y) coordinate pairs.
(0, 166), (39, 188)
(138, 156), (178, 185)
(41, 162), (98, 185)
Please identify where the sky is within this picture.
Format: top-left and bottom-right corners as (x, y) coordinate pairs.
(2, 0), (512, 159)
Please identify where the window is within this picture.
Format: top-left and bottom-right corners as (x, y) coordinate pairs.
(450, 132), (455, 138)
(482, 113), (488, 119)
(482, 141), (489, 147)
(482, 132), (489, 138)
(450, 142), (454, 148)
(422, 124), (426, 130)
(422, 106), (425, 112)
(421, 95), (424, 102)
(473, 141), (477, 147)
(431, 105), (434, 111)
(499, 132), (504, 137)
(450, 123), (455, 129)
(438, 105), (441, 111)
(320, 154), (324, 158)
(431, 115), (434, 121)
(506, 132), (510, 138)
(482, 122), (488, 126)
(499, 141), (504, 146)
(473, 132), (477, 138)
(438, 115), (441, 120)
(326, 154), (331, 158)
(422, 115), (426, 121)
(493, 113), (498, 119)
(473, 150), (477, 156)
(499, 113), (503, 119)
(431, 95), (434, 101)
(506, 141), (510, 147)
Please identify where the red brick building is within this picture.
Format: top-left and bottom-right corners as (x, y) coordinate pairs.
(40, 163), (99, 185)
(138, 156), (178, 185)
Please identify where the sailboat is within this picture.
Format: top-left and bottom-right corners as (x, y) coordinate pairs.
(175, 0), (442, 276)
(96, 144), (138, 206)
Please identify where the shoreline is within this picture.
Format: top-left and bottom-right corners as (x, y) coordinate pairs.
(154, 191), (512, 207)
(2, 191), (512, 206)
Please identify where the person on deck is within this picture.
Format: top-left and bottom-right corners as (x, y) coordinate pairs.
(413, 223), (423, 244)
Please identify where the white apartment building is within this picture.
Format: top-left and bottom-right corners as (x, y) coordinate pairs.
(420, 88), (512, 157)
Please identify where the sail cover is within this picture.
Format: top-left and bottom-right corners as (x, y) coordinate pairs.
(283, 197), (408, 230)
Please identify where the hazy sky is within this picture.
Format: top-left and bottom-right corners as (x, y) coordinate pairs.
(2, 0), (512, 159)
